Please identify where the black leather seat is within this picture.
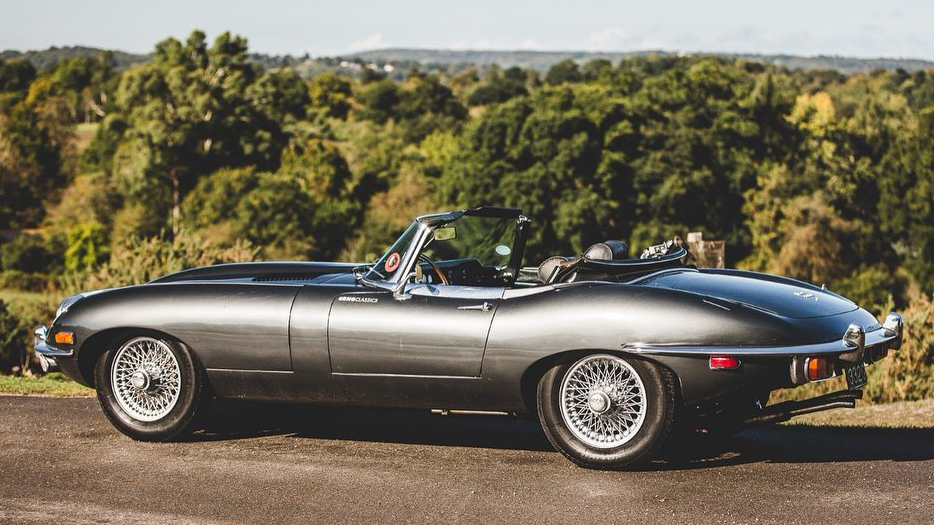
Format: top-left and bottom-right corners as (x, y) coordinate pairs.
(582, 240), (629, 261)
(537, 240), (629, 283)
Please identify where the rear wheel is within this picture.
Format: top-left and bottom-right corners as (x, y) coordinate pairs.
(94, 335), (211, 441)
(537, 354), (679, 469)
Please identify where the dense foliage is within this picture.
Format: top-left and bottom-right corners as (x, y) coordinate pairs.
(2, 32), (933, 392)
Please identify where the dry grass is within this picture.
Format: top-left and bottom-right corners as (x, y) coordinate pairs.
(0, 373), (93, 397)
(787, 398), (934, 428)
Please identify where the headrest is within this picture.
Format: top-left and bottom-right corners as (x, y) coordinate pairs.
(537, 256), (571, 283)
(582, 240), (629, 261)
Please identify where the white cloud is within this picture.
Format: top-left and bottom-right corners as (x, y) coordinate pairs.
(582, 28), (627, 51)
(580, 27), (675, 52)
(347, 32), (387, 52)
(447, 36), (545, 50)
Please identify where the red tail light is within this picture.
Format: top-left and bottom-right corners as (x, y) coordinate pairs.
(709, 355), (741, 370)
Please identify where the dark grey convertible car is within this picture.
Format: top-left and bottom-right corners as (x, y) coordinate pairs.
(35, 207), (904, 469)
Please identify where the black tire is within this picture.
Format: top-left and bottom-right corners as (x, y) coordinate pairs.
(537, 354), (679, 470)
(94, 335), (211, 441)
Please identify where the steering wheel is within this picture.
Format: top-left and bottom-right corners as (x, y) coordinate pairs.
(418, 253), (449, 285)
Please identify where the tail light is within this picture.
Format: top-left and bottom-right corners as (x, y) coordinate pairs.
(709, 355), (742, 370)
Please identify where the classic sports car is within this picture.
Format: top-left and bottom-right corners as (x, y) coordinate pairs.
(35, 207), (904, 469)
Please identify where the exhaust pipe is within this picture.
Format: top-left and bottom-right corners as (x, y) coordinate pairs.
(744, 389), (863, 426)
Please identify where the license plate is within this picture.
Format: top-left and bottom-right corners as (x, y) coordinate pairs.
(844, 363), (867, 390)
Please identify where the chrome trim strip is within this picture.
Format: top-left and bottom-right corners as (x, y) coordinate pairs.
(331, 372), (480, 380)
(623, 326), (899, 357)
(205, 368), (294, 374)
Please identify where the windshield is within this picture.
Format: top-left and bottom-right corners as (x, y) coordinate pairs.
(365, 222), (421, 282)
(422, 215), (515, 268)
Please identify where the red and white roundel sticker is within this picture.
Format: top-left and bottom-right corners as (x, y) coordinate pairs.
(384, 252), (401, 273)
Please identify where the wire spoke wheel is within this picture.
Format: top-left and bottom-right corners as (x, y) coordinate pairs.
(559, 354), (648, 449)
(111, 337), (182, 422)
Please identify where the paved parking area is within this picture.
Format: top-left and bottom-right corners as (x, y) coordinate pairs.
(2, 396), (933, 524)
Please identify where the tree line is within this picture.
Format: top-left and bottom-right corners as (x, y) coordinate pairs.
(2, 30), (934, 373)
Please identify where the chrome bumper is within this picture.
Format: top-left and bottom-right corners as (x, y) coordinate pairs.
(33, 326), (71, 373)
(626, 311), (904, 359)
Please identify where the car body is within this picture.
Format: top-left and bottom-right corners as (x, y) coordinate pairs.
(35, 206), (905, 469)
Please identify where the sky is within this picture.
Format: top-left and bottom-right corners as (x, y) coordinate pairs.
(2, 0), (933, 60)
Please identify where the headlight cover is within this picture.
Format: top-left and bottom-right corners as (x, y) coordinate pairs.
(56, 294), (84, 319)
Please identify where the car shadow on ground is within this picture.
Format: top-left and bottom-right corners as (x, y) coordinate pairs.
(192, 400), (555, 452)
(654, 425), (934, 471)
(191, 401), (934, 468)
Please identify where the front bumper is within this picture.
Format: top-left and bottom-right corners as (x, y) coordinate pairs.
(33, 326), (73, 373)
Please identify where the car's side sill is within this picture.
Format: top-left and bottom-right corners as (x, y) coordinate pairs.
(331, 372), (480, 380)
(206, 368), (294, 373)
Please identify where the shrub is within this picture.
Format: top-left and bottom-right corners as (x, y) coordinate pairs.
(0, 234), (56, 273)
(0, 299), (28, 374)
(864, 294), (934, 403)
(0, 269), (50, 292)
(64, 222), (108, 273)
(65, 232), (257, 293)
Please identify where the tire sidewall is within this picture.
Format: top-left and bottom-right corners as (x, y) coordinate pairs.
(95, 336), (201, 441)
(538, 355), (673, 469)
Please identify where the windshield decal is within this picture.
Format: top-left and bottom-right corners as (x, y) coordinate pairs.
(384, 252), (401, 273)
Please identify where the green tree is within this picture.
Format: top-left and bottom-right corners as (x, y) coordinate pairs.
(100, 30), (301, 236)
(545, 59), (582, 85)
(0, 59), (36, 93)
(357, 79), (401, 124)
(308, 73), (352, 119)
(878, 106), (934, 294)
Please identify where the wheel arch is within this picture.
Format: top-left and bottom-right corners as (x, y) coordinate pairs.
(76, 327), (199, 388)
(518, 349), (683, 415)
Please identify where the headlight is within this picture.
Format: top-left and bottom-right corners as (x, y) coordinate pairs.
(56, 295), (84, 318)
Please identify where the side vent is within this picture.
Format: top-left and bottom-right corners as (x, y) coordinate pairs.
(253, 273), (322, 282)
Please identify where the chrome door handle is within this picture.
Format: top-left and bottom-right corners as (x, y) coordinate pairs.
(458, 301), (493, 312)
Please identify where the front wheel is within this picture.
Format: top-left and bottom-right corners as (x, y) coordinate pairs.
(94, 335), (211, 441)
(537, 354), (679, 469)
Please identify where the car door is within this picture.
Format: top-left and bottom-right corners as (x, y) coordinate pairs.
(327, 283), (503, 377)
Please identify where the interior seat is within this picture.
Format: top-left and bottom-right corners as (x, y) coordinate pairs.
(537, 240), (629, 283)
(582, 240), (629, 261)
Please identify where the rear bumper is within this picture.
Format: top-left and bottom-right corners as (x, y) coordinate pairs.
(639, 312), (904, 404)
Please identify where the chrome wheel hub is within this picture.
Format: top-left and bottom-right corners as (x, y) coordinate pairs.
(129, 370), (151, 391)
(111, 337), (181, 422)
(559, 355), (647, 449)
(587, 391), (611, 414)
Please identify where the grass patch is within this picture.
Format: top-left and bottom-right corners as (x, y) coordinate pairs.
(786, 398), (934, 428)
(0, 373), (94, 397)
(72, 122), (99, 153)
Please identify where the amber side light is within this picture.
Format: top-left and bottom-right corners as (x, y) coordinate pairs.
(806, 357), (836, 382)
(54, 331), (75, 345)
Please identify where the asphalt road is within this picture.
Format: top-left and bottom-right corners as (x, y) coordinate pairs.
(2, 396), (933, 525)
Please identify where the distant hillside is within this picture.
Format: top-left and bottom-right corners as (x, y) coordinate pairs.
(0, 46), (148, 71)
(351, 48), (934, 74)
(5, 45), (933, 76)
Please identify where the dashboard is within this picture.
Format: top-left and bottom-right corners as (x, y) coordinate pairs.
(419, 258), (505, 287)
